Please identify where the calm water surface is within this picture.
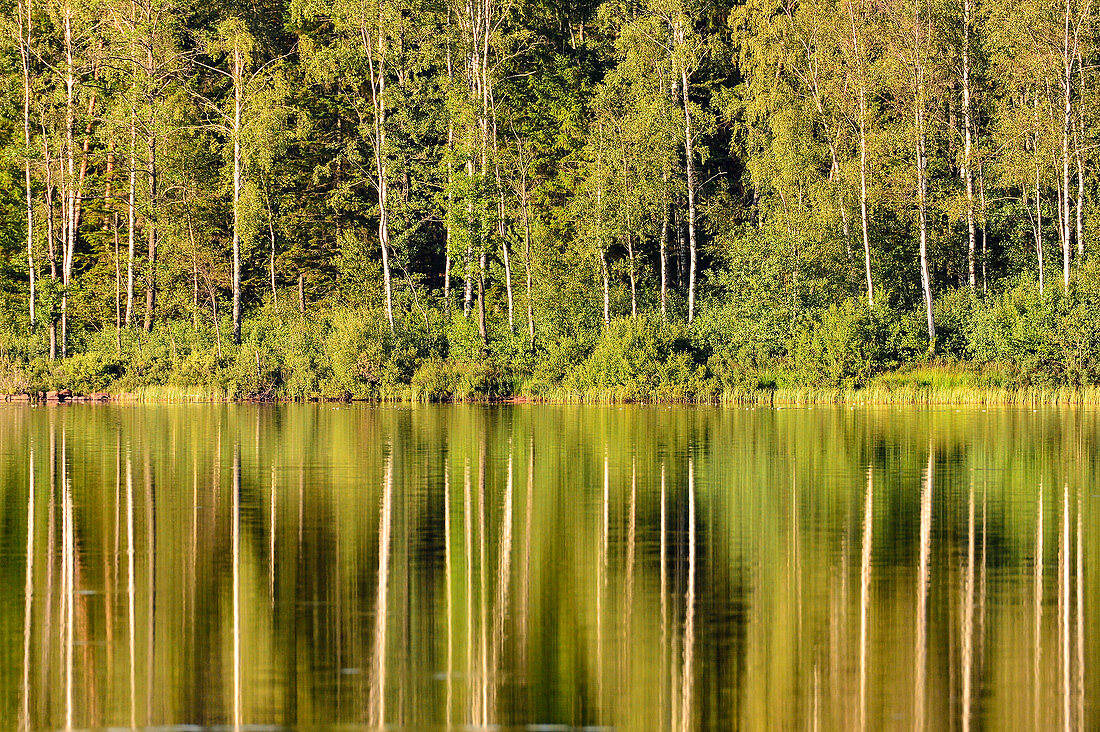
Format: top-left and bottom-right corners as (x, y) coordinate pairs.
(0, 403), (1097, 730)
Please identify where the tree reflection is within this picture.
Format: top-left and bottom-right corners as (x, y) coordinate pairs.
(3, 404), (1098, 730)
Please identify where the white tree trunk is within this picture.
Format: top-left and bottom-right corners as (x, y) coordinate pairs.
(19, 0), (35, 327)
(681, 64), (698, 325)
(1061, 2), (1074, 292)
(914, 15), (935, 349)
(143, 110), (157, 332)
(660, 186), (669, 320)
(1035, 95), (1045, 295)
(43, 129), (57, 359)
(600, 249), (610, 327)
(371, 19), (395, 334)
(126, 108), (136, 327)
(523, 194), (534, 343)
(61, 1), (75, 358)
(267, 203), (277, 306)
(963, 0), (977, 292)
(848, 0), (874, 307)
(979, 158), (988, 293)
(232, 44), (243, 345)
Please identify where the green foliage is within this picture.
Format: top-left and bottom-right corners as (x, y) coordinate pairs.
(790, 302), (888, 386)
(565, 315), (706, 400)
(968, 272), (1100, 385)
(3, 0), (1100, 404)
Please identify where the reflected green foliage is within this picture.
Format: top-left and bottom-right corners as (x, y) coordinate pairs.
(0, 404), (1097, 728)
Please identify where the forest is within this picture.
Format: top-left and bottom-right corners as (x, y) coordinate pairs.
(2, 0), (1100, 400)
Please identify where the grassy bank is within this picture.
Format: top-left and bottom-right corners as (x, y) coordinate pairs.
(6, 355), (1100, 406)
(5, 282), (1100, 406)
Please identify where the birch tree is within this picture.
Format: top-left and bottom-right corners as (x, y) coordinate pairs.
(198, 18), (285, 344)
(883, 0), (942, 349)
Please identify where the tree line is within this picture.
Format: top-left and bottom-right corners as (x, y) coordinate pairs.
(1, 0), (1099, 392)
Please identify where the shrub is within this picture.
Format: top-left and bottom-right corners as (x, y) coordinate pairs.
(790, 300), (887, 386)
(566, 316), (704, 400)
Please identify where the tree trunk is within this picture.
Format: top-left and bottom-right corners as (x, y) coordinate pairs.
(114, 214), (121, 351)
(681, 64), (698, 325)
(600, 249), (610, 327)
(464, 155), (475, 318)
(265, 185), (277, 306)
(143, 121), (157, 332)
(1061, 6), (1074, 292)
(1035, 94), (1045, 295)
(523, 195), (534, 345)
(660, 74), (670, 320)
(298, 273), (305, 313)
(126, 109), (136, 327)
(1075, 65), (1085, 261)
(626, 233), (637, 318)
(962, 0), (977, 292)
(105, 140), (120, 347)
(660, 186), (669, 320)
(369, 15), (395, 334)
(979, 158), (988, 294)
(499, 189), (515, 333)
(444, 23), (454, 315)
(676, 205), (686, 290)
(232, 45), (243, 345)
(186, 207), (198, 325)
(209, 284), (223, 359)
(43, 129), (57, 360)
(444, 251), (452, 314)
(493, 112), (514, 333)
(1076, 142), (1084, 260)
(596, 160), (609, 328)
(18, 0), (34, 327)
(477, 251), (487, 343)
(61, 1), (75, 359)
(848, 0), (874, 308)
(918, 121), (934, 348)
(914, 17), (935, 350)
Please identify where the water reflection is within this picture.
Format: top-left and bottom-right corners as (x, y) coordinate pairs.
(0, 404), (1096, 729)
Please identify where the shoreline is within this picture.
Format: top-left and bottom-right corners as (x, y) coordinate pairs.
(6, 384), (1100, 406)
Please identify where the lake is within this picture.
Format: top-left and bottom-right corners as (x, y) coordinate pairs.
(0, 403), (1095, 729)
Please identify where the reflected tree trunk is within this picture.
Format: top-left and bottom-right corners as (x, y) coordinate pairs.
(62, 431), (74, 730)
(232, 444), (241, 732)
(915, 443), (933, 731)
(488, 441), (514, 720)
(597, 450), (609, 715)
(623, 455), (636, 689)
(1060, 481), (1069, 730)
(369, 450), (394, 728)
(1035, 479), (1045, 729)
(463, 460), (473, 726)
(680, 456), (695, 732)
(660, 462), (669, 730)
(477, 443), (488, 725)
(1076, 483), (1084, 728)
(962, 478), (975, 732)
(444, 462), (453, 727)
(144, 455), (155, 725)
(859, 467), (873, 732)
(126, 451), (136, 729)
(519, 439), (533, 672)
(270, 466), (276, 606)
(44, 424), (55, 703)
(20, 446), (36, 732)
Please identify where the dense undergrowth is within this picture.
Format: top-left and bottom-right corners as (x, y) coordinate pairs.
(4, 277), (1100, 404)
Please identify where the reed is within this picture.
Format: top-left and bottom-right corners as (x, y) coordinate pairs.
(718, 385), (1100, 406)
